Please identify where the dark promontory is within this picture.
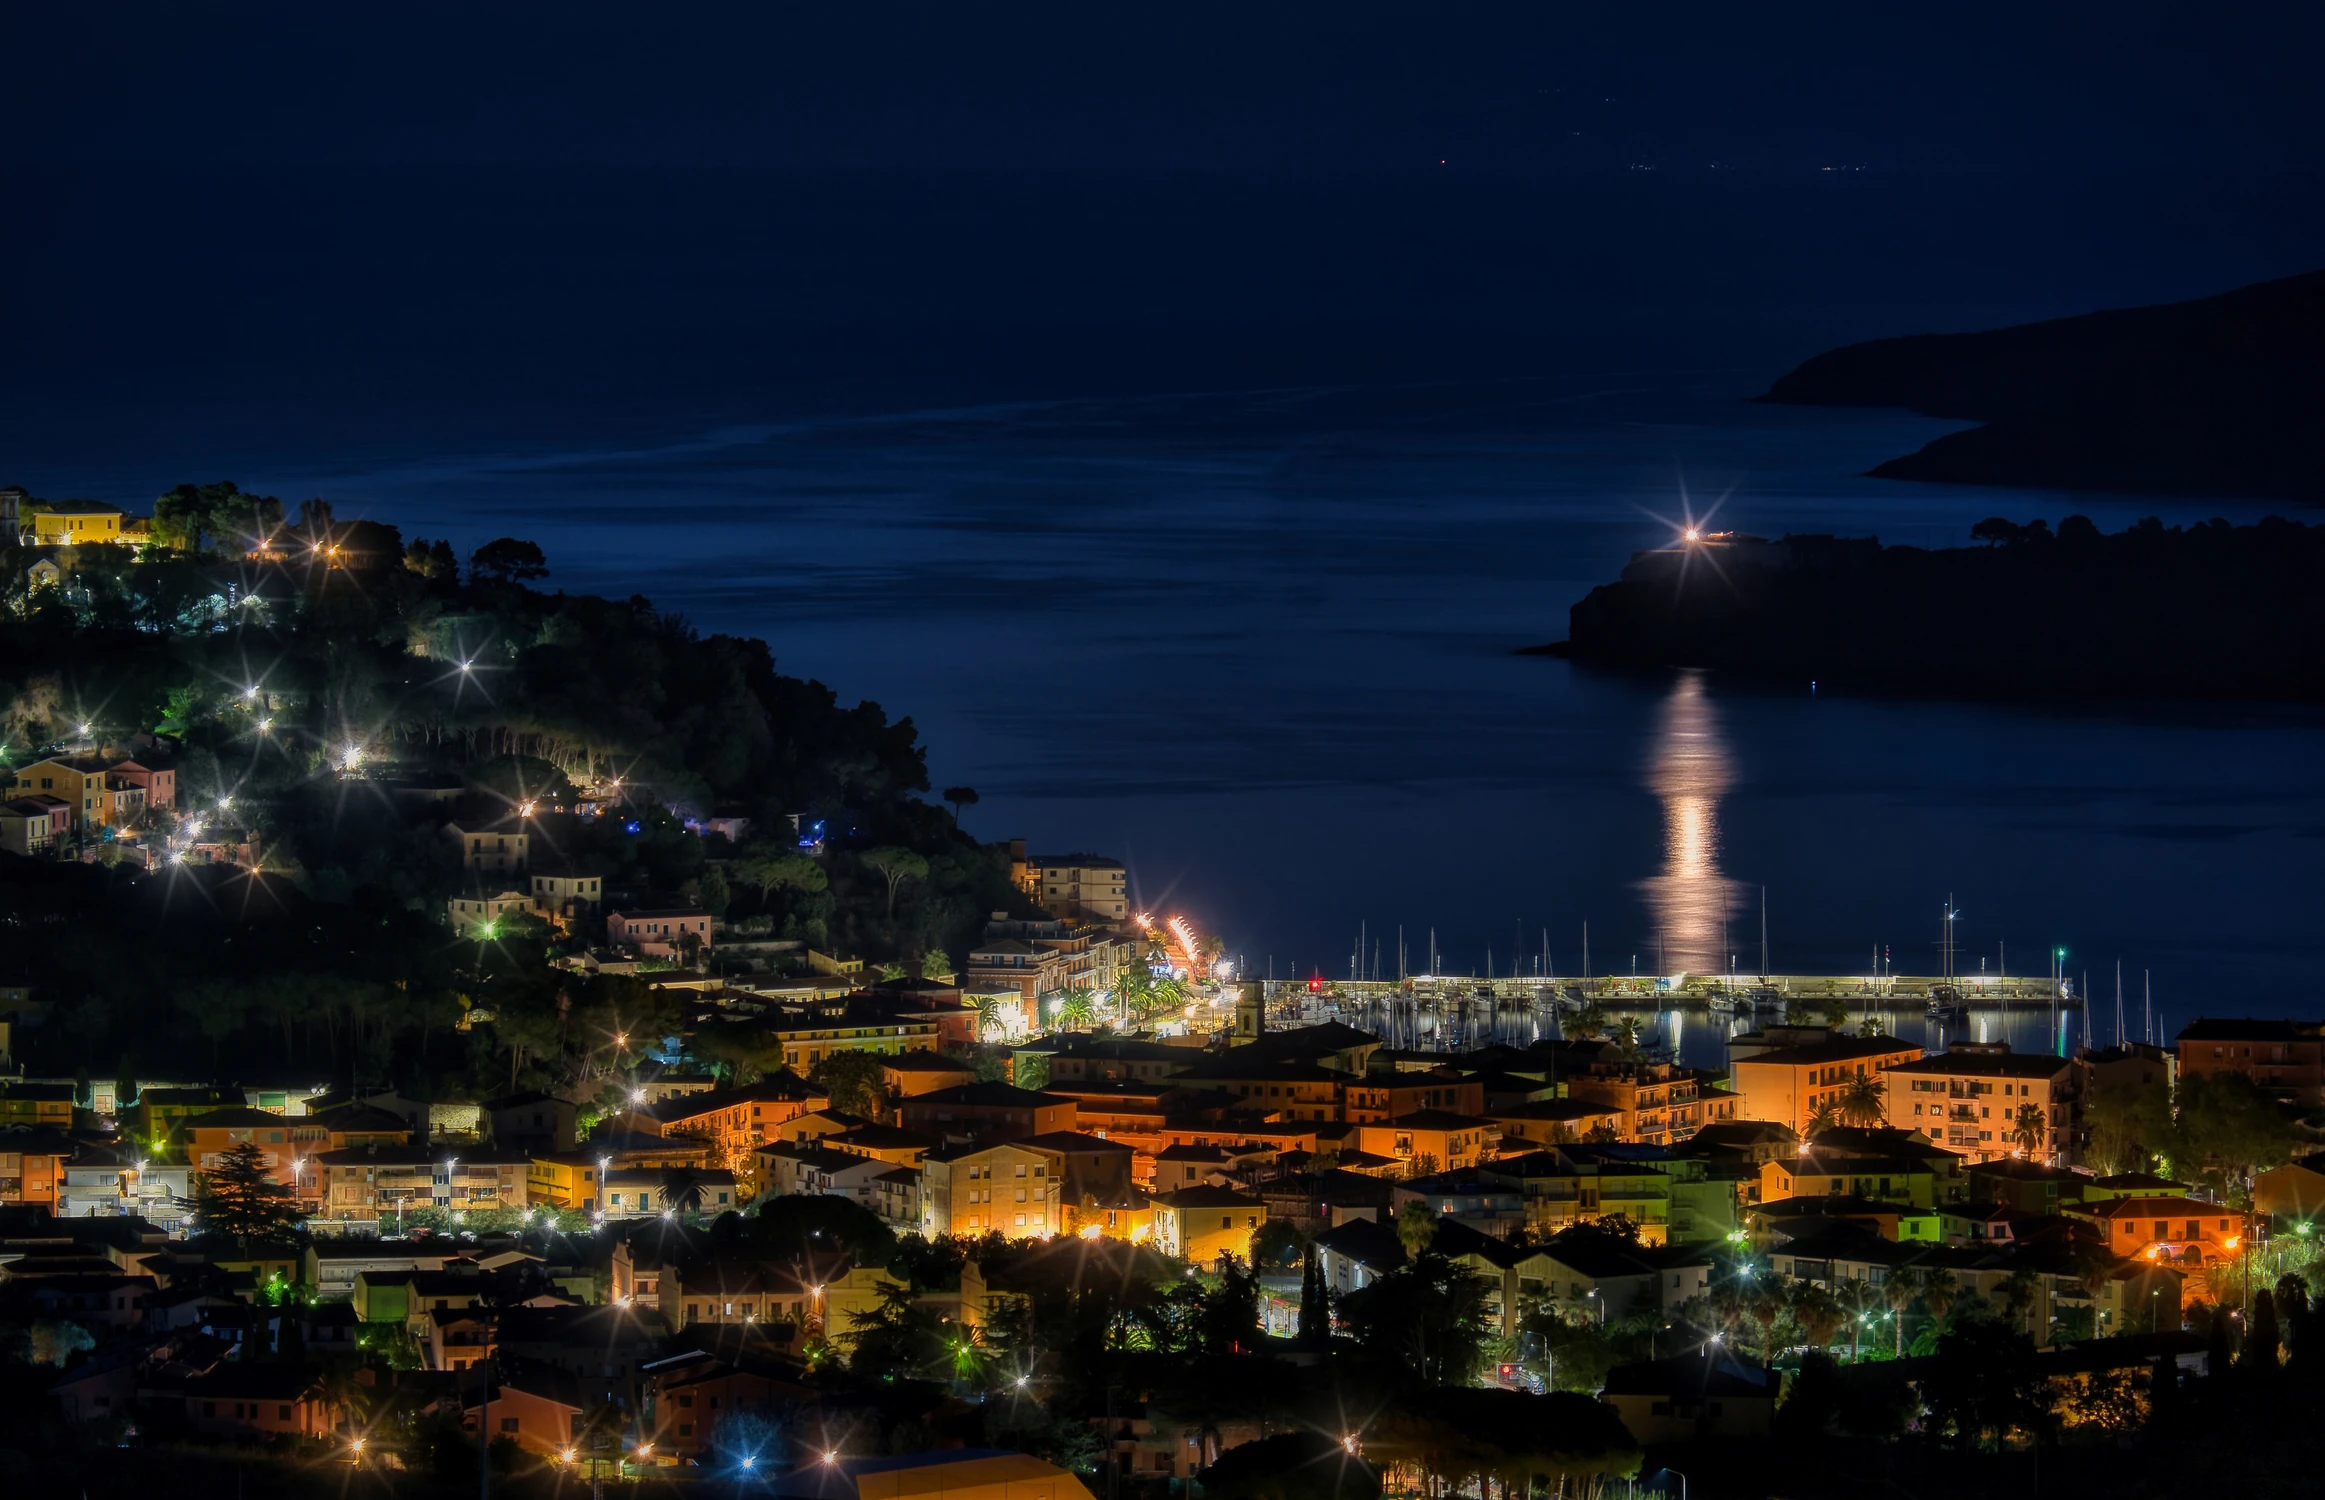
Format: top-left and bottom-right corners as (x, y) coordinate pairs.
(1557, 518), (2325, 701)
(1760, 270), (2324, 500)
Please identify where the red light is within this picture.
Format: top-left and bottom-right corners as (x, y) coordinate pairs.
(1308, 977), (1322, 992)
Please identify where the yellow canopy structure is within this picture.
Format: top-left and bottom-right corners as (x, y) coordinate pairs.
(772, 1450), (1099, 1500)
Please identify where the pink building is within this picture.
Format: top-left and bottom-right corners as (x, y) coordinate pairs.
(110, 759), (175, 810)
(609, 907), (713, 958)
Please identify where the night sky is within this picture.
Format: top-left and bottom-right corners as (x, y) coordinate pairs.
(9, 5), (2317, 176)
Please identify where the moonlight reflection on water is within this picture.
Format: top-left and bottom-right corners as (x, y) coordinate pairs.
(1641, 671), (1742, 979)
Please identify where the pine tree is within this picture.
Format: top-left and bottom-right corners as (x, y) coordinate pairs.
(193, 1142), (305, 1246)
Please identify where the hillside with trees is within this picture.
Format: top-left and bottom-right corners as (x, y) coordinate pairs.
(0, 480), (1021, 1097)
(1556, 515), (2325, 701)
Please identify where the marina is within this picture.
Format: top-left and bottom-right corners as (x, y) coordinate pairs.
(1246, 971), (2083, 1073)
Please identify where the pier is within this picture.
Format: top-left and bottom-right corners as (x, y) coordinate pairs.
(1259, 972), (2074, 1009)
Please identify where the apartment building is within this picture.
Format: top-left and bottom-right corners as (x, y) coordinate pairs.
(1884, 1043), (2078, 1163)
(444, 818), (529, 874)
(920, 1140), (1065, 1238)
(2175, 1017), (2325, 1106)
(1009, 842), (1130, 924)
(1730, 1032), (1924, 1137)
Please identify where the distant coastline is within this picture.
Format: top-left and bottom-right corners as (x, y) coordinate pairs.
(1758, 270), (2324, 501)
(1539, 518), (2325, 702)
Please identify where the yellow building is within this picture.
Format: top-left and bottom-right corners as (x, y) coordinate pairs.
(527, 1153), (605, 1210)
(1731, 1033), (1923, 1137)
(445, 819), (529, 874)
(0, 1082), (76, 1129)
(1563, 1064), (1736, 1145)
(1756, 1148), (1953, 1210)
(1884, 1044), (2077, 1163)
(18, 500), (128, 547)
(1148, 1185), (1266, 1265)
(1352, 1110), (1496, 1176)
(920, 1140), (1062, 1239)
(528, 867), (604, 926)
(1012, 849), (1130, 923)
(7, 757), (112, 830)
(447, 890), (530, 938)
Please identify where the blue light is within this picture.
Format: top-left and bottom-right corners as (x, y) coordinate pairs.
(624, 820), (642, 835)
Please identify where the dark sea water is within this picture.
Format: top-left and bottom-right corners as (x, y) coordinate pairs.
(5, 168), (2321, 1021)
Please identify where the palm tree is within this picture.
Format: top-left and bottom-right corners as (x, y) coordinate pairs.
(1919, 1267), (1961, 1337)
(1997, 1268), (2042, 1336)
(1708, 1277), (1748, 1350)
(1806, 1099), (1842, 1136)
(660, 1166), (705, 1216)
(317, 1363), (375, 1441)
(1790, 1281), (1844, 1354)
(1837, 1075), (1887, 1128)
(1838, 1279), (1878, 1361)
(1055, 987), (1097, 1030)
(1884, 1267), (1921, 1356)
(2009, 1103), (2048, 1158)
(972, 992), (1005, 1039)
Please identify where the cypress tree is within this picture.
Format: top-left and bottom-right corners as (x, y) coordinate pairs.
(1298, 1245), (1329, 1344)
(2242, 1288), (2281, 1373)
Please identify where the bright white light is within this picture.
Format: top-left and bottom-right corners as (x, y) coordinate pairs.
(1684, 528), (1700, 542)
(822, 1452), (838, 1465)
(631, 1089), (647, 1104)
(256, 719), (273, 733)
(742, 1456), (757, 1471)
(79, 722), (93, 736)
(459, 660), (473, 673)
(244, 686), (259, 700)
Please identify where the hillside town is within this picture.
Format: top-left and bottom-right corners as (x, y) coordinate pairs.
(4, 485), (2324, 1497)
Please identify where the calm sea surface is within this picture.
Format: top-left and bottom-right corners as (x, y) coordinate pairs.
(6, 170), (2320, 1033)
(247, 375), (2325, 1038)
